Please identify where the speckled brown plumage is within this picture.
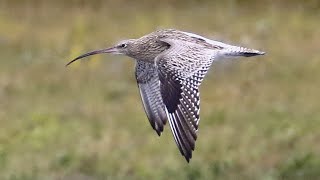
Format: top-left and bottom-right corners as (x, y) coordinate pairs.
(67, 29), (265, 162)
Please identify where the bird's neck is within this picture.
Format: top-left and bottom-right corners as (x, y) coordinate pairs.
(128, 39), (169, 62)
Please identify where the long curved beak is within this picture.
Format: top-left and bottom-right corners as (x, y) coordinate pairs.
(66, 47), (118, 66)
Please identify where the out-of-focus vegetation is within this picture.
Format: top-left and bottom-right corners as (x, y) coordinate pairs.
(0, 0), (320, 179)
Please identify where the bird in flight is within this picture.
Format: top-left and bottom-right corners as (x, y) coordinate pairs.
(66, 29), (265, 162)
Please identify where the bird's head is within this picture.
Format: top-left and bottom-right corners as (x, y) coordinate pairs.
(66, 39), (136, 66)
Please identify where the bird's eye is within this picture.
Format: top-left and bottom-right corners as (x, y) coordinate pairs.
(120, 43), (127, 48)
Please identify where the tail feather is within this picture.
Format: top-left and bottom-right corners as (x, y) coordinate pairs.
(222, 46), (265, 57)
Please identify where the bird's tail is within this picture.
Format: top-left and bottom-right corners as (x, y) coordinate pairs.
(221, 46), (265, 57)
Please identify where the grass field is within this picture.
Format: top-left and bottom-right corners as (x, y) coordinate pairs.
(0, 1), (320, 179)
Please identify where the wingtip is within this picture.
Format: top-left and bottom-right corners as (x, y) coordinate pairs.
(183, 151), (193, 163)
(156, 131), (161, 136)
(185, 156), (191, 163)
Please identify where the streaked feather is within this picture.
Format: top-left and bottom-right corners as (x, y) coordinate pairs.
(156, 38), (214, 162)
(135, 61), (167, 136)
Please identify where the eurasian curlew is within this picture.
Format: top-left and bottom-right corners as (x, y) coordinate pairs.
(66, 29), (265, 162)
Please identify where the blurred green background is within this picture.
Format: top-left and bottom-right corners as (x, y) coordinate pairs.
(1, 0), (320, 179)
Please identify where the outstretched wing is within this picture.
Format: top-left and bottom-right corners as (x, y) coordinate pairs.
(156, 39), (214, 162)
(135, 61), (167, 136)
